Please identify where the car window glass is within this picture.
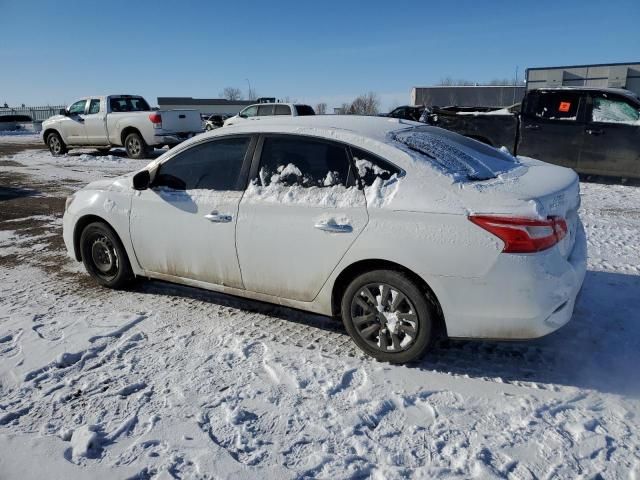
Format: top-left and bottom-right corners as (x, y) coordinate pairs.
(527, 92), (581, 121)
(88, 99), (101, 114)
(241, 106), (258, 117)
(294, 105), (315, 116)
(109, 97), (150, 112)
(274, 104), (291, 115)
(68, 100), (87, 115)
(257, 105), (275, 116)
(591, 96), (640, 125)
(154, 137), (250, 191)
(351, 147), (402, 186)
(256, 137), (352, 188)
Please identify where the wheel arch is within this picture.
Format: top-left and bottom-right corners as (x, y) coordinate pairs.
(43, 128), (63, 145)
(120, 126), (143, 146)
(72, 214), (121, 262)
(330, 258), (447, 336)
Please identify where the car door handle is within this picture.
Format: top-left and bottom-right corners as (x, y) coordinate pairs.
(524, 124), (539, 130)
(204, 211), (233, 223)
(314, 222), (353, 233)
(586, 128), (604, 136)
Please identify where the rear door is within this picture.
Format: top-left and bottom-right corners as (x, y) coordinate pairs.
(236, 135), (368, 301)
(579, 92), (640, 178)
(84, 98), (108, 145)
(129, 136), (255, 288)
(518, 90), (586, 169)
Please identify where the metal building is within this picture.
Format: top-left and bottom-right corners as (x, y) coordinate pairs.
(157, 97), (254, 116)
(410, 86), (526, 108)
(526, 62), (640, 95)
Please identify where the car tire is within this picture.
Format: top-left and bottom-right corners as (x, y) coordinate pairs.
(47, 132), (68, 156)
(124, 132), (149, 159)
(341, 270), (435, 364)
(80, 221), (133, 289)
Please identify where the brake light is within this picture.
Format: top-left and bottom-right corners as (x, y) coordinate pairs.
(469, 215), (567, 253)
(148, 113), (162, 129)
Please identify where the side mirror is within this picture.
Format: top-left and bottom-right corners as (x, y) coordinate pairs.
(238, 113), (247, 119)
(132, 170), (151, 190)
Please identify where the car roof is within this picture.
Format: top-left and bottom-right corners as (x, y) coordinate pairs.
(533, 86), (640, 102)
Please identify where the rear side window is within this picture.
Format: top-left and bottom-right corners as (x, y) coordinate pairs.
(256, 137), (353, 188)
(274, 104), (291, 115)
(88, 99), (101, 114)
(154, 137), (250, 191)
(294, 105), (315, 116)
(351, 147), (402, 186)
(591, 95), (640, 125)
(110, 97), (150, 112)
(526, 91), (582, 121)
(257, 105), (275, 116)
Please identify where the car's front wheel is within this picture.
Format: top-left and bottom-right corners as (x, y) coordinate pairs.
(47, 132), (67, 156)
(79, 222), (133, 288)
(124, 132), (149, 159)
(341, 270), (435, 363)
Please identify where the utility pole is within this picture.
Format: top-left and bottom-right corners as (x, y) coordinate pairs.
(245, 78), (252, 100)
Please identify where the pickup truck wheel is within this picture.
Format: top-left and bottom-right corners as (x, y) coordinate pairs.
(80, 222), (133, 289)
(124, 132), (149, 159)
(341, 270), (435, 364)
(47, 132), (67, 156)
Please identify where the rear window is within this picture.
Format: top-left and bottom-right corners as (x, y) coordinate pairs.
(390, 126), (519, 181)
(274, 104), (291, 115)
(294, 105), (315, 116)
(110, 97), (150, 112)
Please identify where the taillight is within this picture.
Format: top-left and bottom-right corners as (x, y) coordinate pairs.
(148, 113), (162, 129)
(469, 215), (567, 253)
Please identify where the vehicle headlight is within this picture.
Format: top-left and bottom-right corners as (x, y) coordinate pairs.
(65, 194), (76, 212)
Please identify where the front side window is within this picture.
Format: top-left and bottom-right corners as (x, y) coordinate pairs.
(526, 92), (582, 121)
(257, 105), (275, 116)
(591, 96), (640, 125)
(351, 147), (402, 186)
(88, 99), (101, 114)
(274, 104), (291, 115)
(256, 137), (353, 188)
(68, 100), (87, 115)
(154, 137), (250, 191)
(240, 106), (258, 118)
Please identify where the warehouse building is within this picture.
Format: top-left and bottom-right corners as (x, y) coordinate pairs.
(526, 61), (640, 95)
(157, 97), (253, 116)
(411, 86), (525, 108)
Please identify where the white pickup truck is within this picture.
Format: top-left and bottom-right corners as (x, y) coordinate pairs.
(42, 95), (203, 159)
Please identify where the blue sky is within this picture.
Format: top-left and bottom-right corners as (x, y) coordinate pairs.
(2, 0), (639, 110)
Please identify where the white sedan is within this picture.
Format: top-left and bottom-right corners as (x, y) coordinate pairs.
(62, 116), (587, 363)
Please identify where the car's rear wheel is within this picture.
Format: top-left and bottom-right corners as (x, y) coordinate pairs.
(47, 132), (67, 156)
(124, 132), (149, 159)
(80, 222), (133, 288)
(341, 270), (435, 363)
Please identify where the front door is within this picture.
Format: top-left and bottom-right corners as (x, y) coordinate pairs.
(518, 90), (586, 169)
(84, 98), (109, 145)
(236, 135), (369, 302)
(129, 136), (255, 288)
(63, 99), (89, 144)
(579, 92), (640, 178)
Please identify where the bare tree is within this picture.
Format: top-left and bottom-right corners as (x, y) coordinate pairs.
(315, 102), (327, 115)
(221, 87), (243, 101)
(346, 92), (380, 115)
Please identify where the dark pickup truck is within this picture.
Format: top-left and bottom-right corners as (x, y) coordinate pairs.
(425, 87), (640, 180)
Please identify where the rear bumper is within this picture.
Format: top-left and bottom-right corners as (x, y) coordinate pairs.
(152, 131), (201, 146)
(439, 220), (587, 339)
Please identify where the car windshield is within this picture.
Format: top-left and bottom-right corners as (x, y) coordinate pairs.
(110, 97), (150, 112)
(390, 126), (519, 181)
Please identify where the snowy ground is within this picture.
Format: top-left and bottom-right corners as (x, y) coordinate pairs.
(0, 144), (639, 479)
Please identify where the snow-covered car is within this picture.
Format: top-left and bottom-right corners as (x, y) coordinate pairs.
(223, 103), (315, 127)
(62, 116), (587, 363)
(42, 95), (203, 159)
